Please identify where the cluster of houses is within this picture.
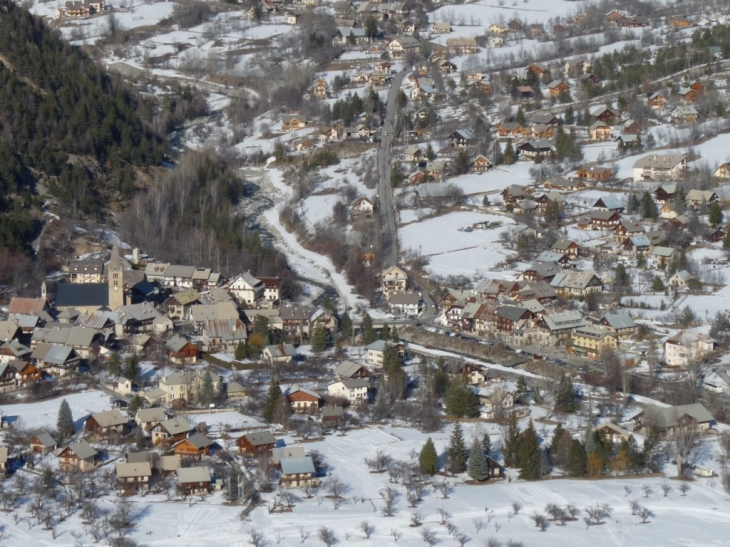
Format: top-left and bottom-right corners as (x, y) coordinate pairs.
(0, 244), (351, 389)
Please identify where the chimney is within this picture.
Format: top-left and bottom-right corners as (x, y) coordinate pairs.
(132, 248), (140, 264)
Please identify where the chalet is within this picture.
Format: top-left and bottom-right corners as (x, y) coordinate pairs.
(351, 197), (375, 216)
(116, 462), (152, 494)
(30, 432), (58, 453)
(237, 431), (276, 456)
(589, 106), (617, 122)
(514, 199), (538, 215)
(621, 235), (651, 255)
(593, 196), (624, 212)
(536, 250), (569, 267)
(173, 432), (216, 459)
(287, 388), (322, 413)
(678, 87), (701, 104)
(328, 378), (369, 403)
(334, 361), (370, 380)
(165, 336), (200, 365)
(446, 37), (477, 55)
(496, 306), (533, 335)
(589, 121), (612, 141)
(31, 325), (101, 359)
(633, 403), (714, 436)
(615, 16), (649, 28)
(592, 422), (632, 444)
(13, 361), (42, 385)
(531, 113), (562, 126)
(621, 119), (642, 134)
(517, 140), (554, 161)
(30, 343), (81, 377)
(387, 36), (419, 57)
(382, 265), (408, 298)
(547, 80), (570, 97)
(550, 270), (603, 297)
(686, 189), (718, 209)
(668, 16), (691, 28)
(550, 239), (579, 260)
(654, 184), (677, 204)
(135, 407), (167, 431)
(578, 73), (600, 85)
(332, 27), (370, 46)
(151, 416), (195, 445)
(615, 134), (639, 150)
(281, 114), (308, 131)
(0, 340), (30, 364)
(404, 145), (424, 162)
(176, 467), (211, 496)
(479, 389), (514, 418)
(577, 165), (612, 180)
(498, 122), (525, 138)
(712, 162), (730, 180)
(68, 258), (104, 283)
(536, 311), (587, 344)
(647, 92), (667, 110)
(449, 129), (475, 148)
(526, 63), (545, 76)
(165, 289), (200, 318)
(521, 262), (561, 283)
(514, 86), (534, 100)
(665, 332), (714, 367)
(310, 78), (328, 99)
(671, 106), (699, 124)
(501, 185), (530, 204)
(321, 406), (346, 425)
(227, 381), (246, 400)
(649, 246), (676, 268)
(85, 409), (128, 438)
(473, 154), (493, 172)
(599, 312), (637, 339)
(263, 344), (298, 365)
(202, 319), (247, 353)
(58, 440), (98, 473)
(489, 35), (504, 48)
(280, 457), (317, 488)
(579, 210), (621, 230)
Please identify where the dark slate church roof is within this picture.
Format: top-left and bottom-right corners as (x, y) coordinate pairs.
(55, 283), (109, 308)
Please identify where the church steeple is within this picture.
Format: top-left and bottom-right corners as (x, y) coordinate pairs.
(108, 243), (125, 310)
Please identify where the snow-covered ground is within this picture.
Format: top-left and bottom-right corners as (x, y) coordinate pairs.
(0, 390), (112, 431)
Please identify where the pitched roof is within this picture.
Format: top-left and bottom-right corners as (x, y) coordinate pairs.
(335, 361), (366, 378)
(30, 343), (77, 365)
(67, 440), (97, 460)
(389, 292), (419, 305)
(55, 283), (109, 308)
(89, 409), (128, 428)
(280, 456), (316, 475)
(272, 446), (306, 464)
(183, 432), (214, 449)
(176, 466), (211, 483)
(550, 270), (601, 290)
(116, 462), (152, 478)
(633, 154), (687, 169)
(32, 431), (57, 448)
(8, 298), (47, 315)
(602, 312), (636, 329)
(136, 408), (167, 424)
(243, 431), (276, 446)
(497, 306), (529, 322)
(157, 416), (194, 435)
(642, 403), (714, 428)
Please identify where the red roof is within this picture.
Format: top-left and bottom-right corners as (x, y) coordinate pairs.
(8, 298), (47, 315)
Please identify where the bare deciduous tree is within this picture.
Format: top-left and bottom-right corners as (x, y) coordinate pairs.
(660, 482), (672, 497)
(318, 526), (337, 547)
(473, 517), (485, 533)
(642, 484), (652, 498)
(679, 482), (690, 496)
(585, 504), (612, 525)
(360, 520), (374, 539)
(380, 487), (399, 517)
(420, 527), (437, 546)
(437, 508), (451, 525)
(512, 502), (522, 515)
(299, 526), (310, 543)
(250, 529), (267, 547)
(638, 506), (655, 524)
(411, 511), (423, 526)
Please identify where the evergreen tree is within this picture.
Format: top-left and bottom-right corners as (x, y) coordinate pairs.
(482, 433), (492, 459)
(108, 352), (122, 378)
(447, 422), (468, 474)
(468, 438), (489, 481)
(454, 149), (470, 174)
(262, 377), (283, 423)
(564, 105), (575, 125)
(57, 399), (74, 441)
(555, 375), (578, 414)
(582, 108), (591, 126)
(384, 344), (407, 401)
(514, 376), (528, 402)
(674, 186), (687, 215)
(365, 16), (378, 39)
(552, 423), (565, 452)
(425, 143), (435, 161)
(709, 201), (724, 226)
(340, 312), (353, 341)
(390, 326), (400, 343)
(380, 322), (390, 340)
(200, 371), (215, 406)
(127, 394), (144, 418)
(517, 420), (541, 480)
(253, 315), (270, 344)
(444, 379), (480, 418)
(583, 425), (597, 455)
(627, 193), (641, 214)
(227, 466), (240, 502)
(642, 426), (663, 473)
(567, 439), (587, 476)
(516, 107), (526, 126)
(614, 263), (631, 294)
(503, 413), (520, 467)
(123, 354), (140, 382)
(311, 324), (329, 352)
(234, 341), (247, 360)
(641, 192), (657, 219)
(373, 382), (390, 421)
(362, 314), (377, 344)
(135, 425), (145, 450)
(433, 360), (449, 399)
(419, 437), (438, 475)
(503, 139), (516, 165)
(651, 276), (665, 291)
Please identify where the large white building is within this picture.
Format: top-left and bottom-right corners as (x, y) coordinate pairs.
(664, 332), (715, 367)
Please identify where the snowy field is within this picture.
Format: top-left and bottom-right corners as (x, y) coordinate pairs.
(0, 390), (112, 431)
(400, 210), (515, 278)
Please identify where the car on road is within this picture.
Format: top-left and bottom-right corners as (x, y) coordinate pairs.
(383, 132), (388, 136)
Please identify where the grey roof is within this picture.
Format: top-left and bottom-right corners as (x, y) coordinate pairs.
(322, 406), (345, 418)
(525, 262), (561, 279)
(628, 235), (650, 247)
(161, 455), (181, 471)
(279, 303), (314, 320)
(184, 432), (214, 449)
(272, 446), (306, 464)
(642, 403), (714, 429)
(1, 340), (31, 357)
(595, 196), (623, 210)
(165, 336), (192, 353)
(0, 321), (20, 341)
(651, 246), (675, 257)
(136, 408), (167, 424)
(31, 343), (77, 365)
(264, 344), (297, 358)
(366, 340), (389, 352)
(536, 251), (565, 263)
(551, 270), (601, 290)
(89, 409), (128, 428)
(280, 456), (316, 476)
(32, 431), (57, 448)
(157, 416), (194, 435)
(32, 325), (98, 347)
(244, 431), (276, 446)
(541, 311), (586, 331)
(497, 306), (529, 322)
(176, 466), (211, 483)
(118, 302), (161, 323)
(55, 283), (109, 308)
(67, 440), (97, 460)
(334, 361), (366, 378)
(602, 312), (636, 329)
(287, 386), (321, 399)
(339, 378), (370, 390)
(116, 462), (152, 478)
(189, 301), (239, 323)
(552, 238), (577, 251)
(126, 451), (154, 464)
(633, 154), (687, 169)
(389, 292), (420, 305)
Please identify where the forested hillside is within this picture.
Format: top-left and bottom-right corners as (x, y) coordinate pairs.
(0, 0), (165, 252)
